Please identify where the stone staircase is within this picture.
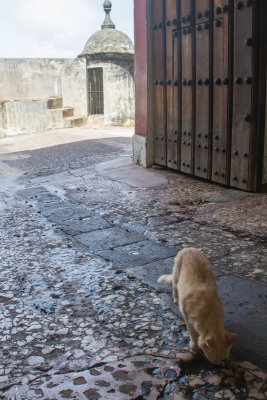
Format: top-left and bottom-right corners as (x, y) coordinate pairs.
(0, 97), (88, 136)
(48, 97), (88, 128)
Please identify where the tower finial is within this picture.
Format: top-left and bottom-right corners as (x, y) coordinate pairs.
(102, 1), (115, 29)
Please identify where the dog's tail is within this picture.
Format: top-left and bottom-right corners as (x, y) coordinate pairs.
(157, 274), (173, 286)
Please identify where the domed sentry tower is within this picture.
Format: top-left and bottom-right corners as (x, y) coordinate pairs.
(77, 0), (135, 126)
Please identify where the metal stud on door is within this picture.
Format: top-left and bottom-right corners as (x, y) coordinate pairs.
(195, 0), (211, 23)
(180, 0), (193, 28)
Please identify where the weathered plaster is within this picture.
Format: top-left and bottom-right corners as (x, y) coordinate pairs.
(81, 28), (134, 56)
(132, 134), (154, 167)
(61, 58), (88, 117)
(0, 98), (80, 135)
(0, 59), (72, 100)
(0, 100), (52, 135)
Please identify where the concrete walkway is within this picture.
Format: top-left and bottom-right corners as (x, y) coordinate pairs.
(0, 126), (266, 399)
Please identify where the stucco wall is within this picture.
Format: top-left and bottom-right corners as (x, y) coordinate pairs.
(0, 58), (72, 100)
(61, 58), (88, 117)
(86, 58), (135, 126)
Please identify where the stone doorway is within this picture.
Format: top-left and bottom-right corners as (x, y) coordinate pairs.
(88, 67), (104, 115)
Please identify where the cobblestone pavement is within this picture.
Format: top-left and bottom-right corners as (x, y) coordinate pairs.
(0, 128), (266, 399)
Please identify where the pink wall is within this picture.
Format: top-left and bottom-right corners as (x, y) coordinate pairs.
(134, 0), (148, 138)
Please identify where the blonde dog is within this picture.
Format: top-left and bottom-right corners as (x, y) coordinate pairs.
(158, 248), (238, 364)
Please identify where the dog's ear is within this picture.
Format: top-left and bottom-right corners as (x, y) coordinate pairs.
(204, 336), (214, 349)
(226, 333), (239, 344)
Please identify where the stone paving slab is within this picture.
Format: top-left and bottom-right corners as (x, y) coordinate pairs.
(43, 204), (94, 223)
(216, 275), (267, 325)
(128, 256), (225, 293)
(97, 162), (169, 188)
(59, 215), (112, 236)
(75, 227), (145, 253)
(230, 314), (267, 370)
(100, 240), (180, 268)
(94, 156), (133, 172)
(18, 186), (59, 202)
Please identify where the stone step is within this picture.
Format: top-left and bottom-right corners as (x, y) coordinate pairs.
(62, 107), (74, 118)
(47, 97), (63, 109)
(64, 116), (88, 128)
(87, 115), (105, 126)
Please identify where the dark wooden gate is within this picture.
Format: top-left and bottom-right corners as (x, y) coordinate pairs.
(151, 0), (266, 191)
(88, 68), (104, 115)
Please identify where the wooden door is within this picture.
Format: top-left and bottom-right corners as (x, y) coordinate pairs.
(150, 0), (265, 191)
(88, 68), (104, 115)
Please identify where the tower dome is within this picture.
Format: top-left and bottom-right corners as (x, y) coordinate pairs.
(79, 1), (134, 58)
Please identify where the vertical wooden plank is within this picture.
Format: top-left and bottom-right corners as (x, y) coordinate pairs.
(195, 0), (211, 23)
(212, 4), (230, 184)
(231, 1), (253, 190)
(214, 0), (229, 16)
(173, 26), (182, 170)
(165, 0), (179, 170)
(152, 0), (166, 166)
(180, 0), (193, 27)
(180, 27), (194, 174)
(194, 20), (210, 179)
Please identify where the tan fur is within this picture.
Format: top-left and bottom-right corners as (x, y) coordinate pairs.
(157, 248), (238, 364)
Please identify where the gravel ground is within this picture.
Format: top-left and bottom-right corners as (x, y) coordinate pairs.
(0, 128), (266, 399)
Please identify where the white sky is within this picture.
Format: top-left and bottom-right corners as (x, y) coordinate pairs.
(0, 0), (134, 58)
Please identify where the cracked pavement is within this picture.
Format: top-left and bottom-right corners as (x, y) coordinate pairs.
(0, 126), (266, 399)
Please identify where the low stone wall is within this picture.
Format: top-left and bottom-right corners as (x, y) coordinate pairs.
(0, 98), (67, 135)
(0, 58), (72, 100)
